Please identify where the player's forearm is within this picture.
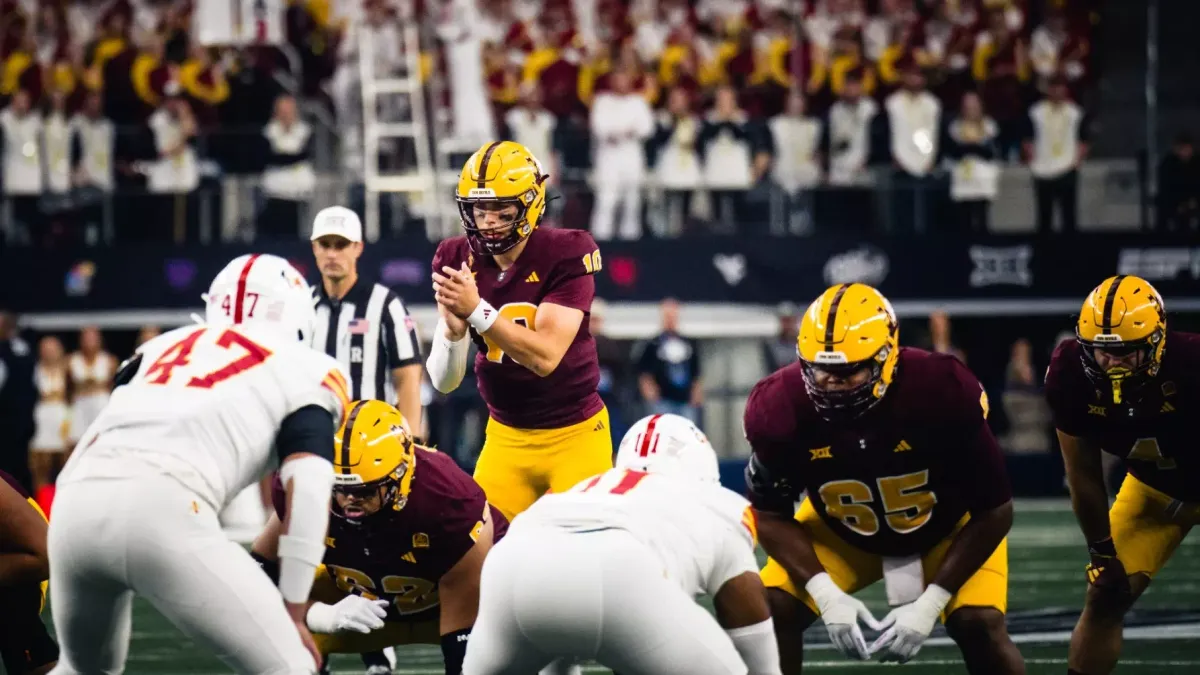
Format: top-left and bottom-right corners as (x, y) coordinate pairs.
(931, 500), (1012, 593)
(756, 509), (825, 585)
(1060, 432), (1112, 543)
(437, 579), (478, 635)
(481, 319), (563, 377)
(0, 552), (48, 588)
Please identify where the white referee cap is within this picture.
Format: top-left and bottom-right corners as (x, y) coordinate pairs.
(311, 206), (363, 242)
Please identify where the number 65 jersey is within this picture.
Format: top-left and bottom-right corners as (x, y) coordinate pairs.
(58, 324), (351, 510)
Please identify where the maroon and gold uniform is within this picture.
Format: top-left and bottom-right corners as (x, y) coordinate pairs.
(271, 449), (508, 653)
(0, 470), (58, 674)
(432, 225), (612, 520)
(748, 349), (1013, 618)
(1046, 330), (1200, 577)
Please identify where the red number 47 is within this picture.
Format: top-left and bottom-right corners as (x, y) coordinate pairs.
(145, 328), (273, 389)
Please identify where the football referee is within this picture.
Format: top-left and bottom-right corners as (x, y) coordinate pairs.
(310, 206), (424, 435)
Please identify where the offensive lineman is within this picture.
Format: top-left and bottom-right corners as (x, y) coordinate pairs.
(1046, 276), (1200, 675)
(251, 400), (507, 675)
(463, 414), (782, 675)
(47, 254), (350, 675)
(744, 284), (1024, 673)
(428, 140), (612, 524)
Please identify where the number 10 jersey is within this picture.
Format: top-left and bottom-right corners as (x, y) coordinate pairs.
(58, 324), (350, 510)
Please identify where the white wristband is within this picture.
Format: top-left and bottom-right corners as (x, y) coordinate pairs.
(466, 299), (499, 333)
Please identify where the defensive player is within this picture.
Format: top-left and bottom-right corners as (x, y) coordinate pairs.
(0, 469), (57, 675)
(463, 414), (781, 675)
(428, 140), (611, 522)
(744, 283), (1024, 673)
(251, 400), (507, 675)
(47, 254), (349, 675)
(1046, 275), (1200, 675)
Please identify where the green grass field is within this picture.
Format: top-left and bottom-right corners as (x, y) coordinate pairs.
(36, 500), (1200, 675)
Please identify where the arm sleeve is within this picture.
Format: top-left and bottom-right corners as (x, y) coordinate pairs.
(382, 293), (422, 368)
(943, 361), (1012, 512)
(275, 404), (337, 464)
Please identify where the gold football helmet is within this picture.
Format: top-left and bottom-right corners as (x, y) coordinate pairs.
(797, 283), (900, 419)
(455, 140), (549, 256)
(1076, 275), (1167, 404)
(332, 400), (417, 523)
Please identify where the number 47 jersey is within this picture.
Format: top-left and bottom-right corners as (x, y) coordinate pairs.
(512, 468), (761, 599)
(59, 324), (351, 510)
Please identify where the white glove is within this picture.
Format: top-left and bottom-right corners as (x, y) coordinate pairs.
(805, 573), (883, 660)
(306, 595), (390, 634)
(868, 584), (952, 663)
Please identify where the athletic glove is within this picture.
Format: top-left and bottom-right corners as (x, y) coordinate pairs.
(1086, 537), (1131, 592)
(868, 584), (952, 663)
(805, 573), (882, 660)
(306, 595), (390, 634)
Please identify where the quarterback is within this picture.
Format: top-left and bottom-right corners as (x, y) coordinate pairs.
(252, 400), (507, 675)
(47, 254), (347, 674)
(744, 283), (1024, 673)
(0, 470), (57, 675)
(464, 414), (781, 675)
(1046, 275), (1200, 675)
(428, 140), (611, 522)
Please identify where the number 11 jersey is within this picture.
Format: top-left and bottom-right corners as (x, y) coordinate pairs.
(58, 324), (350, 510)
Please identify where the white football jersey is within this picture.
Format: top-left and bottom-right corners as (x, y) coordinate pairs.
(59, 324), (350, 509)
(512, 468), (759, 598)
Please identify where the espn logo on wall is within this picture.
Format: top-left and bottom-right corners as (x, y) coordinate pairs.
(194, 0), (285, 46)
(1117, 248), (1200, 282)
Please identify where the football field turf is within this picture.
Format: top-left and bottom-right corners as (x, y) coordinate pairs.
(37, 500), (1200, 675)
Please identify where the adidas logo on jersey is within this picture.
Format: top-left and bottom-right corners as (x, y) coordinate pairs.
(1161, 401), (1175, 413)
(593, 420), (606, 431)
(401, 552), (417, 564)
(893, 440), (912, 453)
(525, 271), (540, 283)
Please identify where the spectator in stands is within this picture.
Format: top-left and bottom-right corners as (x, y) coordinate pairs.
(637, 298), (703, 426)
(1156, 132), (1199, 231)
(44, 90), (72, 198)
(883, 60), (941, 233)
(926, 310), (966, 363)
(503, 82), (556, 181)
(944, 91), (1000, 232)
(821, 68), (876, 230)
(135, 325), (161, 349)
(973, 7), (1031, 159)
(1029, 7), (1089, 94)
(1024, 74), (1088, 234)
(763, 301), (800, 373)
(145, 86), (199, 243)
(767, 91), (822, 235)
(590, 298), (632, 446)
(917, 0), (975, 103)
(807, 26), (876, 108)
(1002, 337), (1052, 455)
(69, 92), (114, 241)
(589, 69), (653, 240)
(648, 85), (703, 237)
(259, 94), (314, 239)
(698, 85), (755, 233)
(436, 0), (495, 147)
(0, 89), (43, 244)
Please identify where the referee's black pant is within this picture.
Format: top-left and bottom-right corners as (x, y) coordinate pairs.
(1034, 170), (1078, 234)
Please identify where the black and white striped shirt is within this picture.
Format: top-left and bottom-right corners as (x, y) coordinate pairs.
(312, 279), (422, 403)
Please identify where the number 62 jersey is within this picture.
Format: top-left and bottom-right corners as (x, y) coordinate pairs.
(58, 324), (351, 510)
(744, 349), (1012, 556)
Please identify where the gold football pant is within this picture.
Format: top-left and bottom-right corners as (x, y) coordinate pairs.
(1110, 473), (1200, 577)
(473, 408), (614, 522)
(760, 497), (1008, 620)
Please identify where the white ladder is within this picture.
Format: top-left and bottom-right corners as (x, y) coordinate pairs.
(357, 3), (447, 241)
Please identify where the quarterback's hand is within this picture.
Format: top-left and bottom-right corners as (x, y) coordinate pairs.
(868, 584), (952, 663)
(433, 263), (482, 321)
(805, 573), (883, 660)
(306, 595), (390, 634)
(436, 298), (469, 341)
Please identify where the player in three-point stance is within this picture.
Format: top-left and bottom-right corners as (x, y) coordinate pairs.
(428, 140), (612, 524)
(47, 254), (349, 674)
(1046, 275), (1200, 675)
(744, 283), (1024, 673)
(252, 400), (507, 675)
(463, 413), (782, 675)
(0, 469), (57, 674)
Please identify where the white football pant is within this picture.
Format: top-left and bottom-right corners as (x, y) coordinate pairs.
(463, 527), (747, 675)
(48, 474), (316, 675)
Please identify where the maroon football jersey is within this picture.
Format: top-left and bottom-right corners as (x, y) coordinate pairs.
(432, 227), (605, 429)
(272, 448), (508, 622)
(0, 470), (29, 499)
(1045, 331), (1200, 502)
(744, 348), (1012, 557)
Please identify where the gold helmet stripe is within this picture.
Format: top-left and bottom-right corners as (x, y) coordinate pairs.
(338, 400), (370, 474)
(823, 283), (851, 351)
(475, 141), (503, 189)
(1101, 274), (1127, 329)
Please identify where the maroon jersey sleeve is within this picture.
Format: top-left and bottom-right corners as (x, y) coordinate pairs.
(743, 367), (805, 512)
(542, 230), (600, 312)
(939, 358), (1013, 512)
(0, 470), (29, 500)
(414, 450), (492, 579)
(1044, 339), (1089, 436)
(431, 237), (468, 278)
